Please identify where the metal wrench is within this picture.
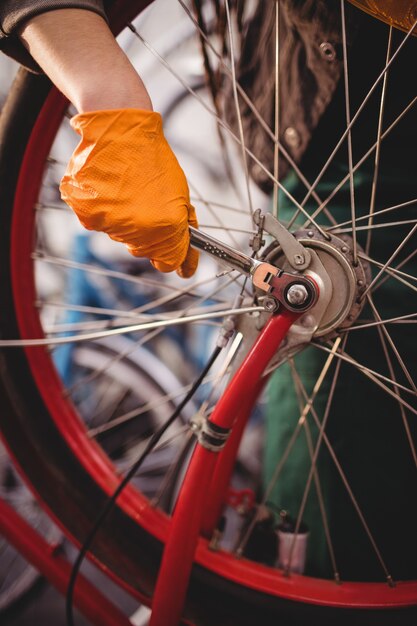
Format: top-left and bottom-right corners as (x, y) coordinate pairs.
(189, 225), (318, 313)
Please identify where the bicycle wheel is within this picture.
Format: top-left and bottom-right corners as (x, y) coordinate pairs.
(0, 442), (62, 614)
(69, 337), (195, 500)
(0, 1), (416, 625)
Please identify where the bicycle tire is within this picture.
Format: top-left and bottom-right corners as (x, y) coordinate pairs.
(0, 443), (62, 614)
(0, 2), (417, 625)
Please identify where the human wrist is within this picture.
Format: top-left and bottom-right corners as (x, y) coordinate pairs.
(18, 8), (153, 113)
(75, 80), (153, 113)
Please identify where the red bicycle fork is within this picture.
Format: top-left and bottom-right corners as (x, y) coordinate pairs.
(149, 310), (299, 626)
(0, 311), (296, 626)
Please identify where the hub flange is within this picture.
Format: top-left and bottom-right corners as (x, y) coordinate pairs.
(263, 228), (371, 338)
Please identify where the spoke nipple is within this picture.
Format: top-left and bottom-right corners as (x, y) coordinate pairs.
(334, 572), (341, 585)
(386, 575), (396, 588)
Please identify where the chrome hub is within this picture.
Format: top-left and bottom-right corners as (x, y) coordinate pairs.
(262, 228), (371, 339)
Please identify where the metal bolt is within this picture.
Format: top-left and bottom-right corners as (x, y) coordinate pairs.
(293, 254), (305, 266)
(341, 246), (348, 253)
(286, 284), (309, 306)
(307, 231), (314, 238)
(357, 279), (364, 287)
(284, 126), (301, 149)
(319, 42), (337, 62)
(263, 296), (279, 313)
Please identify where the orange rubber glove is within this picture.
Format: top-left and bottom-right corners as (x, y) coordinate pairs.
(60, 109), (199, 278)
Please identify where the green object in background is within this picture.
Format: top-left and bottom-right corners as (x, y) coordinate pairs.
(264, 156), (417, 581)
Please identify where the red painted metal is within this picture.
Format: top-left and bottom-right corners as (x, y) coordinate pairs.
(226, 488), (256, 511)
(149, 311), (298, 626)
(201, 377), (264, 537)
(6, 1), (417, 615)
(0, 497), (133, 626)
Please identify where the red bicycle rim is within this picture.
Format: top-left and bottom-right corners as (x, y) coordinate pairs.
(8, 2), (417, 611)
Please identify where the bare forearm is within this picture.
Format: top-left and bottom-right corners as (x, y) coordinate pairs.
(18, 9), (152, 112)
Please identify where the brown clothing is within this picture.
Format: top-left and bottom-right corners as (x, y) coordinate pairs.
(0, 1), (415, 183)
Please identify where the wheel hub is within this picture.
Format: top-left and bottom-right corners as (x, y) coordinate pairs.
(262, 228), (371, 338)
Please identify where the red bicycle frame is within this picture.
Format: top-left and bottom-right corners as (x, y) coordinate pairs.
(0, 310), (296, 626)
(149, 310), (298, 626)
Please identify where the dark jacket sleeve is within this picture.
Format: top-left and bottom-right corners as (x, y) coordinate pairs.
(0, 0), (107, 71)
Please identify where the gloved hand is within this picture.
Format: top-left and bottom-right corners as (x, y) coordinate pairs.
(60, 108), (199, 278)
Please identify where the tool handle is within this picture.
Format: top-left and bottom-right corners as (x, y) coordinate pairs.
(189, 226), (258, 276)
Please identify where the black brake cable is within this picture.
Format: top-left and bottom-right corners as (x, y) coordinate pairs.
(66, 344), (222, 626)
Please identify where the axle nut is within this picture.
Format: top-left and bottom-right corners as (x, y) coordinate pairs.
(285, 284), (309, 306)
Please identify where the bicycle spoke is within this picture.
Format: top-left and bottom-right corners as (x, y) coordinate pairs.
(198, 224), (256, 235)
(87, 384), (131, 430)
(272, 0), (280, 219)
(87, 331), (241, 440)
(327, 198), (417, 232)
(360, 254), (417, 294)
(67, 328), (164, 396)
(365, 25), (392, 256)
(367, 296), (417, 469)
(177, 0), (333, 218)
(41, 301), (181, 320)
(65, 273), (243, 394)
(373, 247), (417, 293)
(340, 0), (358, 265)
(0, 306), (263, 348)
(301, 96), (417, 228)
(312, 343), (417, 414)
(289, 349), (343, 582)
(150, 430), (195, 508)
(83, 340), (238, 443)
(235, 339), (341, 558)
(297, 16), (417, 219)
(190, 196), (244, 214)
(86, 376), (206, 439)
(335, 218), (417, 234)
(224, 0), (254, 219)
(134, 424), (191, 476)
(235, 413), (305, 558)
(129, 21), (330, 237)
(34, 251), (235, 300)
(361, 222), (417, 299)
(45, 302), (238, 334)
(343, 312), (417, 331)
(290, 365), (394, 584)
(366, 297), (417, 395)
(188, 180), (251, 249)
